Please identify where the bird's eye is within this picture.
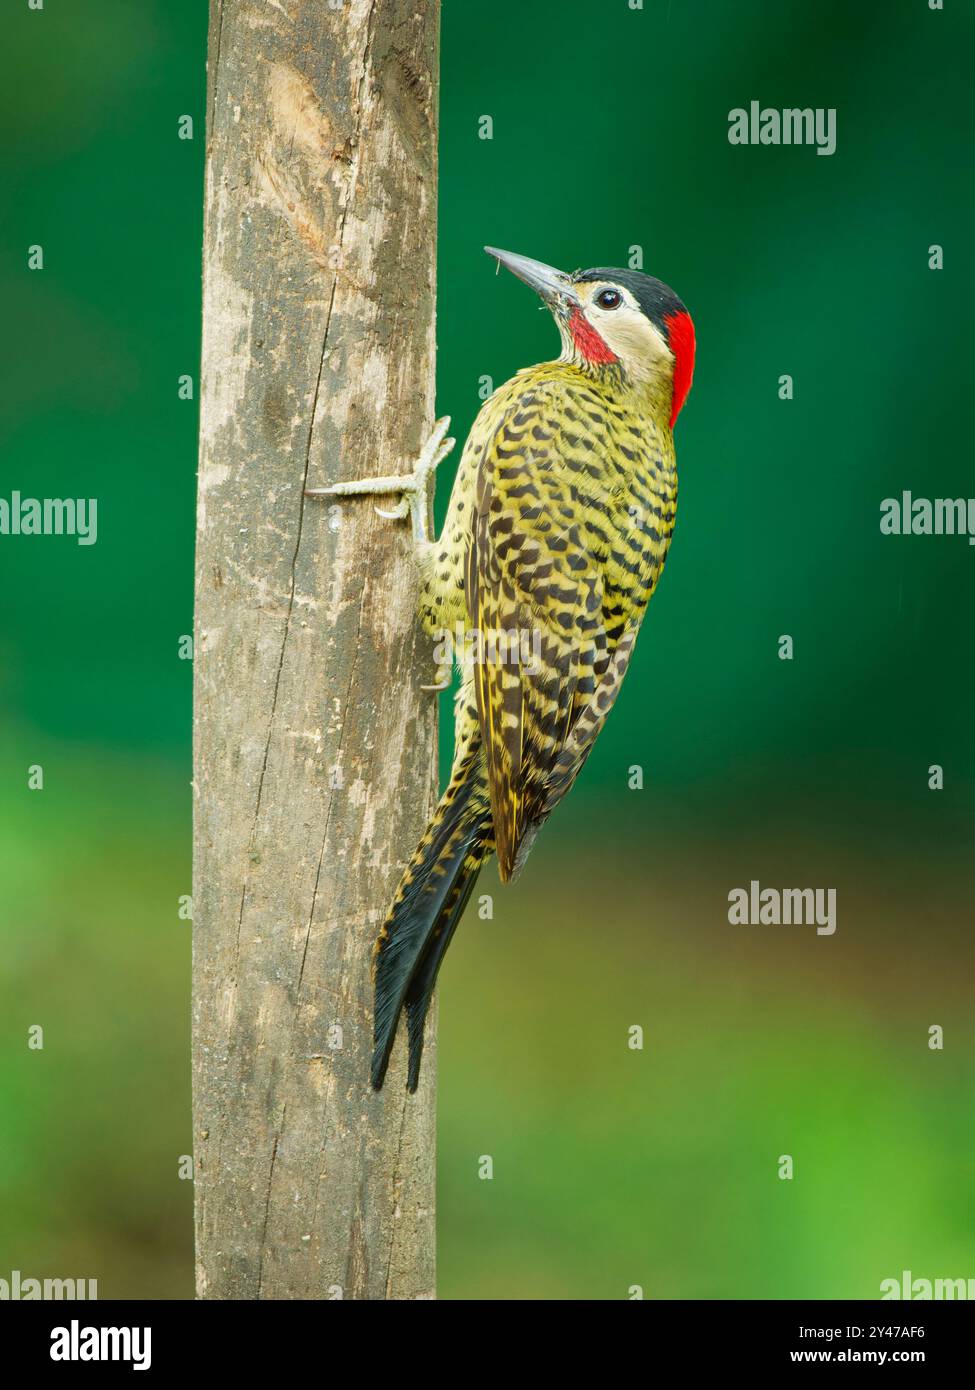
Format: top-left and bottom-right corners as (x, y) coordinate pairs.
(595, 288), (622, 310)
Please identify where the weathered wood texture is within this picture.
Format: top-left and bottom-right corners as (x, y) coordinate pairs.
(193, 0), (440, 1300)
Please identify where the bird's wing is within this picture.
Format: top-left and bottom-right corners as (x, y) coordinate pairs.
(466, 383), (636, 881)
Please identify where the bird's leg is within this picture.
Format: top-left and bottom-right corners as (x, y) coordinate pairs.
(305, 417), (457, 692)
(304, 416), (455, 549)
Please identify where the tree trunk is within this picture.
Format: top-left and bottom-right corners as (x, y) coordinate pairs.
(193, 0), (440, 1300)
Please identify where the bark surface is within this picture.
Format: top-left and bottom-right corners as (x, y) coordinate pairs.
(193, 0), (440, 1300)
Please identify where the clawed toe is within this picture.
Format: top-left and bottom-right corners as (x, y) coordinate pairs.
(375, 500), (410, 520)
(304, 418), (457, 547)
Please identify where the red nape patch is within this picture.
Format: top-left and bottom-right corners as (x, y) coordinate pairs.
(664, 310), (696, 428)
(568, 309), (618, 365)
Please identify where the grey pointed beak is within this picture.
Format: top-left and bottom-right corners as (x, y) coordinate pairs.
(484, 246), (579, 308)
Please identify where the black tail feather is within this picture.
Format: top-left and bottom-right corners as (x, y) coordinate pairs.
(370, 753), (488, 1091)
(404, 864), (482, 1091)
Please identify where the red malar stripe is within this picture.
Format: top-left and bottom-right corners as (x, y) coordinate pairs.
(568, 309), (617, 365)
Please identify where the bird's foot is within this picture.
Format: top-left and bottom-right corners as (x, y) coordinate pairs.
(304, 416), (455, 547)
(420, 662), (452, 693)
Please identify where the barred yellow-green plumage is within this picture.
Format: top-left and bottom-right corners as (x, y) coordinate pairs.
(309, 247), (695, 1090)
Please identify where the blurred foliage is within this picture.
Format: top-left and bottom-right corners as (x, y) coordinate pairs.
(1, 1), (972, 1299)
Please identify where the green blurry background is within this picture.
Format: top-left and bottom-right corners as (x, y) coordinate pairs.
(2, 0), (972, 1299)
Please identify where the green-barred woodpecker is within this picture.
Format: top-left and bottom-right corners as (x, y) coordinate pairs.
(307, 247), (695, 1090)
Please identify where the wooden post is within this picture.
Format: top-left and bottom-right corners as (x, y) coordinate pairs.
(193, 0), (440, 1300)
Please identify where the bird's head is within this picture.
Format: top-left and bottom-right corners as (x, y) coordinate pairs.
(485, 246), (695, 428)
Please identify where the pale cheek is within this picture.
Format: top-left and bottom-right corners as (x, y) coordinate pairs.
(599, 316), (670, 373)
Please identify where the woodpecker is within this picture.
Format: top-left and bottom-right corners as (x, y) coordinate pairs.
(307, 247), (695, 1090)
